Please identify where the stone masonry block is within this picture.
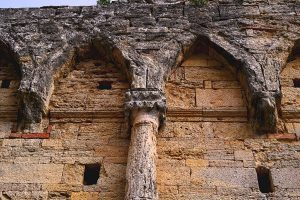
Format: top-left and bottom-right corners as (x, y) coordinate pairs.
(166, 83), (195, 108)
(0, 164), (63, 183)
(234, 150), (254, 161)
(196, 88), (245, 108)
(186, 67), (235, 83)
(71, 192), (99, 200)
(186, 159), (209, 167)
(62, 164), (84, 184)
(191, 167), (258, 188)
(157, 166), (190, 186)
(271, 168), (300, 189)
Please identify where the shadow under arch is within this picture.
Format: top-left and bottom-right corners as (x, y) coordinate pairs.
(0, 38), (22, 125)
(167, 34), (278, 133)
(287, 38), (300, 63)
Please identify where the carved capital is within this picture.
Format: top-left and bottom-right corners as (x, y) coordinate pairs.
(125, 88), (166, 126)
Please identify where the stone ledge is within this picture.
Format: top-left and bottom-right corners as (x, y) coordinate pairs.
(50, 110), (124, 119)
(168, 107), (247, 118)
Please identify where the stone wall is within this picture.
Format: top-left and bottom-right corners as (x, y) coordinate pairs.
(0, 1), (300, 200)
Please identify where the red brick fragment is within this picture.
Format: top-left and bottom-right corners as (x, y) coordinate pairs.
(21, 133), (50, 139)
(268, 133), (297, 141)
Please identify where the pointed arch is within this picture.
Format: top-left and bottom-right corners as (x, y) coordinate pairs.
(166, 34), (278, 133)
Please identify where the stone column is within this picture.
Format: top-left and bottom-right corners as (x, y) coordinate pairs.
(125, 89), (166, 200)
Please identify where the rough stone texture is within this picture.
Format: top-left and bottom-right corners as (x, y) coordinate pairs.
(0, 164), (64, 183)
(126, 110), (159, 200)
(0, 0), (298, 132)
(0, 1), (300, 200)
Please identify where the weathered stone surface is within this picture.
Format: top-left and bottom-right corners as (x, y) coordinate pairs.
(0, 1), (300, 200)
(196, 88), (245, 108)
(71, 192), (99, 200)
(191, 167), (258, 188)
(0, 164), (63, 183)
(271, 168), (300, 189)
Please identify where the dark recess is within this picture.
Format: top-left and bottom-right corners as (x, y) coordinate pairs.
(293, 79), (300, 88)
(83, 163), (100, 185)
(97, 81), (112, 90)
(256, 166), (274, 193)
(1, 80), (10, 88)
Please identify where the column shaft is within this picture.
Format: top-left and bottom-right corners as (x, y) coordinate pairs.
(125, 110), (159, 200)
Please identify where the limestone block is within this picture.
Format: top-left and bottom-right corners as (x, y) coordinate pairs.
(234, 150), (254, 161)
(271, 168), (300, 188)
(157, 158), (186, 167)
(179, 185), (217, 196)
(209, 160), (244, 167)
(14, 156), (51, 164)
(167, 67), (184, 83)
(43, 184), (82, 192)
(213, 122), (253, 139)
(281, 87), (300, 109)
(196, 88), (245, 108)
(185, 67), (235, 83)
(186, 159), (209, 167)
(94, 145), (128, 157)
(0, 164), (63, 183)
(62, 164), (84, 184)
(157, 185), (178, 195)
(204, 150), (234, 160)
(181, 54), (209, 67)
(191, 167), (258, 188)
(157, 166), (190, 186)
(100, 163), (126, 185)
(212, 81), (241, 89)
(71, 192), (99, 200)
(166, 83), (195, 108)
(2, 139), (23, 147)
(0, 122), (12, 138)
(42, 139), (63, 149)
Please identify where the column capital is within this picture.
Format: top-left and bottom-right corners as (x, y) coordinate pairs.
(125, 88), (166, 126)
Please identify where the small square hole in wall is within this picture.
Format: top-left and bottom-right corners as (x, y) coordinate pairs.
(83, 163), (100, 185)
(97, 81), (112, 90)
(1, 80), (11, 88)
(293, 79), (300, 88)
(256, 166), (274, 193)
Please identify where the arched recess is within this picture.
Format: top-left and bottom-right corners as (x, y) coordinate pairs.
(165, 37), (248, 121)
(0, 40), (21, 132)
(49, 41), (130, 117)
(164, 35), (279, 133)
(48, 41), (131, 198)
(280, 39), (300, 126)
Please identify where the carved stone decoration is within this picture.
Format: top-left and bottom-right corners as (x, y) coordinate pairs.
(125, 88), (166, 125)
(124, 88), (166, 200)
(251, 92), (279, 133)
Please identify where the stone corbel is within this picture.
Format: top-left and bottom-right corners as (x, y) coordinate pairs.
(250, 91), (279, 134)
(124, 88), (166, 200)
